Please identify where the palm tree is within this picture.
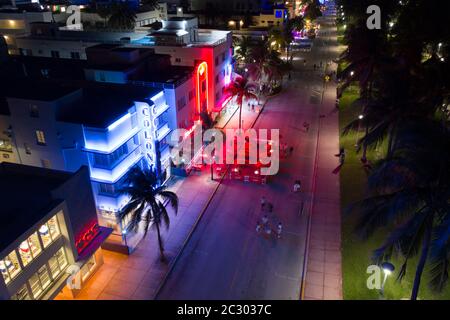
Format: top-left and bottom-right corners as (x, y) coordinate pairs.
(119, 166), (179, 260)
(224, 76), (257, 129)
(352, 119), (450, 300)
(108, 2), (137, 31)
(234, 36), (253, 67)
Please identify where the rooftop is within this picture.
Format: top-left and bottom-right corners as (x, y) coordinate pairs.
(5, 80), (80, 102)
(130, 65), (194, 88)
(57, 83), (161, 128)
(0, 162), (73, 254)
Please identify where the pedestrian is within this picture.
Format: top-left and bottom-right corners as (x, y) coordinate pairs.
(320, 60), (323, 68)
(277, 222), (282, 239)
(262, 215), (269, 225)
(288, 72), (292, 80)
(303, 122), (310, 132)
(313, 63), (316, 70)
(293, 180), (301, 192)
(303, 59), (306, 66)
(256, 221), (262, 233)
(260, 196), (266, 210)
(335, 98), (340, 109)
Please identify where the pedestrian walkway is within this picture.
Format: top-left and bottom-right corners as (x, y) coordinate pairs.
(302, 12), (343, 301)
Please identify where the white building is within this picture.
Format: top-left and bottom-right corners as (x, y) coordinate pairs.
(2, 80), (174, 252)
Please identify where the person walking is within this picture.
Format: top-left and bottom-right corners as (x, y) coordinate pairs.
(293, 180), (301, 192)
(277, 222), (282, 239)
(260, 196), (266, 210)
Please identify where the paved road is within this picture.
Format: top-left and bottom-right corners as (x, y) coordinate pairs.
(157, 8), (339, 300)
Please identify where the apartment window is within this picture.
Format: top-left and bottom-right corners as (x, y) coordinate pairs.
(30, 105), (39, 118)
(177, 96), (187, 111)
(70, 52), (80, 59)
(36, 130), (46, 146)
(50, 50), (60, 58)
(0, 250), (21, 284)
(41, 159), (51, 169)
(24, 143), (31, 154)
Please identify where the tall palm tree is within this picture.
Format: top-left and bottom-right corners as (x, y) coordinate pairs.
(119, 166), (179, 260)
(224, 76), (257, 129)
(352, 119), (450, 300)
(234, 36), (253, 67)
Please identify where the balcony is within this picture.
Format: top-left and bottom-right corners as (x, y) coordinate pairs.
(156, 123), (171, 141)
(90, 146), (143, 183)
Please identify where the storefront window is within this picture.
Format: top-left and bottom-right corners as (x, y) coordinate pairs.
(29, 273), (43, 299)
(81, 254), (96, 282)
(39, 223), (52, 248)
(47, 215), (60, 240)
(55, 248), (68, 270)
(18, 232), (42, 266)
(11, 284), (31, 300)
(0, 250), (21, 284)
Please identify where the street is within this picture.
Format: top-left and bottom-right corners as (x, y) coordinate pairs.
(156, 8), (340, 300)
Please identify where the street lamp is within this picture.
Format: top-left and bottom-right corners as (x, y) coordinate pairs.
(350, 71), (354, 76)
(358, 114), (364, 120)
(380, 262), (395, 297)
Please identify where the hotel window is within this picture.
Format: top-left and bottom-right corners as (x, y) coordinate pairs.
(215, 56), (219, 66)
(29, 105), (39, 118)
(35, 130), (46, 146)
(50, 50), (60, 58)
(99, 183), (115, 195)
(11, 284), (31, 300)
(19, 232), (42, 266)
(175, 58), (181, 63)
(0, 250), (21, 284)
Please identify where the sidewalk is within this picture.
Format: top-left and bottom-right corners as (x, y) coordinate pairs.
(303, 13), (343, 300)
(55, 96), (267, 300)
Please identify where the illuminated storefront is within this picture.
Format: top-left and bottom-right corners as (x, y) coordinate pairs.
(0, 163), (112, 300)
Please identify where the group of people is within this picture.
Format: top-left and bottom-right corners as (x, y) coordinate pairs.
(256, 197), (283, 239)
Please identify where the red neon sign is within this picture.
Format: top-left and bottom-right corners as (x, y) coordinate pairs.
(75, 221), (100, 254)
(196, 61), (209, 115)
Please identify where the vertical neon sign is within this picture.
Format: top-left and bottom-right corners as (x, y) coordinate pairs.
(196, 61), (208, 115)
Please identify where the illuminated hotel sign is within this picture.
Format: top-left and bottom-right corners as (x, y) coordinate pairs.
(196, 61), (208, 114)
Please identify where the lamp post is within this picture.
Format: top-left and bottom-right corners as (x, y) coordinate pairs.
(355, 114), (364, 147)
(380, 262), (395, 298)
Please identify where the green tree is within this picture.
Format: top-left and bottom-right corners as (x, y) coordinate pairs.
(119, 166), (179, 260)
(352, 119), (450, 300)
